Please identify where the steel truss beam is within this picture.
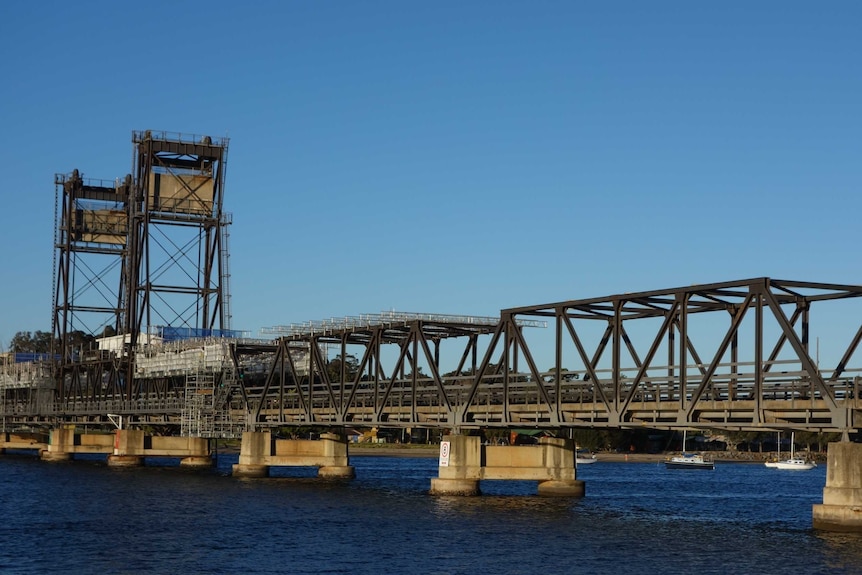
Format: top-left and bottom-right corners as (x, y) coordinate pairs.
(9, 278), (862, 434)
(240, 279), (860, 433)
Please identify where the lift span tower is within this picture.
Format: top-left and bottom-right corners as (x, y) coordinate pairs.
(52, 131), (233, 394)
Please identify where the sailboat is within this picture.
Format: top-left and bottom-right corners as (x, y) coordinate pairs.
(764, 431), (781, 468)
(773, 432), (817, 470)
(664, 429), (714, 470)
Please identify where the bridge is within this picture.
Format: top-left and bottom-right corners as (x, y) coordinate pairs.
(7, 277), (859, 434)
(3, 131), (861, 532)
(3, 276), (862, 528)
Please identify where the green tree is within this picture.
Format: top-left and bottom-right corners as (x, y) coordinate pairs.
(66, 330), (96, 351)
(9, 331), (54, 353)
(326, 354), (360, 382)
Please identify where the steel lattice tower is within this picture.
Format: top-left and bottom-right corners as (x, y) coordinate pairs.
(52, 169), (132, 363)
(124, 130), (232, 349)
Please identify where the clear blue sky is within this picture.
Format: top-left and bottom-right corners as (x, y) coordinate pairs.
(1, 2), (861, 365)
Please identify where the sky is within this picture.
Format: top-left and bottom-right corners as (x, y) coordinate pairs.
(1, 1), (861, 368)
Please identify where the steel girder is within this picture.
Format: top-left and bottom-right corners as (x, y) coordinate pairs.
(10, 278), (862, 434)
(241, 278), (861, 433)
(494, 278), (861, 432)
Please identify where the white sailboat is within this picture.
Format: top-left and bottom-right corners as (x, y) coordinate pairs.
(773, 432), (817, 470)
(664, 429), (714, 470)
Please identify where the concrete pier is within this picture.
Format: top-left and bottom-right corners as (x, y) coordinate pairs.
(231, 431), (355, 479)
(430, 435), (584, 496)
(813, 442), (862, 531)
(39, 428), (76, 462)
(430, 435), (482, 495)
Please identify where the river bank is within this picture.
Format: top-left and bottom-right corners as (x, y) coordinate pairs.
(347, 445), (827, 463)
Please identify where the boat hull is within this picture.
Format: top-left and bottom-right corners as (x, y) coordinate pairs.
(774, 460), (816, 470)
(664, 461), (714, 470)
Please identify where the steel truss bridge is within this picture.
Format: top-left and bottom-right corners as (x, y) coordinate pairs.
(3, 278), (861, 436)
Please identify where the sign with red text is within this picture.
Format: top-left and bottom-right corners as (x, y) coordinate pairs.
(439, 441), (451, 467)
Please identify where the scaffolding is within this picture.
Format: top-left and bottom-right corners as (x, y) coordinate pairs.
(135, 339), (245, 437)
(261, 310), (546, 338)
(179, 363), (245, 439)
(0, 356), (56, 423)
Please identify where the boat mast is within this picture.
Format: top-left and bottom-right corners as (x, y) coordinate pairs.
(790, 432), (795, 460)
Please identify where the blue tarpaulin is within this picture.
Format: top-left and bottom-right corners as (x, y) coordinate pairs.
(154, 327), (244, 341)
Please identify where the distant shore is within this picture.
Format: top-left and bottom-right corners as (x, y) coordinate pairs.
(215, 441), (825, 463)
(346, 445), (826, 463)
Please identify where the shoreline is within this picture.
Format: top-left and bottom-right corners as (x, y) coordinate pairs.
(216, 442), (824, 463)
(346, 446), (825, 463)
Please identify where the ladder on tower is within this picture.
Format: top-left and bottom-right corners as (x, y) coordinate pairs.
(220, 213), (233, 331)
(181, 365), (245, 438)
(181, 370), (215, 437)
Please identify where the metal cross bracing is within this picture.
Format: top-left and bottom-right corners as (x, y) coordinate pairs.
(492, 277), (862, 433)
(247, 312), (533, 428)
(48, 131), (234, 408)
(124, 130), (232, 366)
(239, 281), (862, 434)
(4, 279), (861, 435)
(52, 170), (132, 366)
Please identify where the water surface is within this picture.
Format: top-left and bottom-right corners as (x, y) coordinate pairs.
(0, 452), (860, 574)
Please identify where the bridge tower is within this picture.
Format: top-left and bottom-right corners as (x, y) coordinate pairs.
(124, 130), (232, 351)
(52, 169), (132, 364)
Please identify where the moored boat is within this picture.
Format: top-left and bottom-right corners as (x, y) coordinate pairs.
(664, 452), (715, 470)
(774, 457), (816, 470)
(664, 430), (715, 470)
(769, 432), (816, 470)
(764, 431), (781, 468)
(576, 449), (598, 465)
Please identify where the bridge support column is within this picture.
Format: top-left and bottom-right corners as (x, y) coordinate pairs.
(813, 442), (862, 531)
(430, 435), (481, 495)
(40, 428), (74, 462)
(536, 438), (585, 497)
(316, 433), (355, 479)
(107, 429), (144, 468)
(232, 431), (355, 479)
(430, 435), (585, 497)
(232, 431), (271, 477)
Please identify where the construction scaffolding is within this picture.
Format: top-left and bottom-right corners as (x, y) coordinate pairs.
(179, 368), (244, 438)
(0, 355), (55, 422)
(261, 310), (545, 338)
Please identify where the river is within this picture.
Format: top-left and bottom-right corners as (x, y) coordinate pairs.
(0, 451), (860, 574)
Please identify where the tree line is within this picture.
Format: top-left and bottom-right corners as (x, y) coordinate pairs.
(6, 329), (100, 354)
